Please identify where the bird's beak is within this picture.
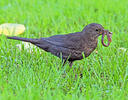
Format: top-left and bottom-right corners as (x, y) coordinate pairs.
(99, 31), (103, 35)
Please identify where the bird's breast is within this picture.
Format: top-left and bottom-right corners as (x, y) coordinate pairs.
(83, 40), (98, 57)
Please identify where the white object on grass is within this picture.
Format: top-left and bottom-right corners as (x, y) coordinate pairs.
(118, 47), (127, 52)
(16, 42), (42, 54)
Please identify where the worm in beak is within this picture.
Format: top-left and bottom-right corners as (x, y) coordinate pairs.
(101, 30), (112, 47)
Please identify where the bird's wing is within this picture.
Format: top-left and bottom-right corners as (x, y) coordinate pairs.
(34, 32), (85, 60)
(41, 32), (85, 50)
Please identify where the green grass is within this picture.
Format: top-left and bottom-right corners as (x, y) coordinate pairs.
(0, 0), (128, 99)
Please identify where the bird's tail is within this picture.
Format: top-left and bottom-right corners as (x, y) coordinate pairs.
(7, 36), (39, 44)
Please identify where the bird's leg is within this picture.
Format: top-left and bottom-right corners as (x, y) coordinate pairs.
(62, 59), (67, 67)
(69, 61), (78, 78)
(62, 60), (73, 68)
(69, 61), (73, 68)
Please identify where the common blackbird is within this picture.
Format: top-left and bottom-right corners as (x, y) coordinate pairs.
(7, 23), (112, 67)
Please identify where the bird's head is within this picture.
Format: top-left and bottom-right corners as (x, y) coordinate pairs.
(82, 23), (112, 47)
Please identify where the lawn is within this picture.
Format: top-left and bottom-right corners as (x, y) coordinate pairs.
(0, 0), (128, 99)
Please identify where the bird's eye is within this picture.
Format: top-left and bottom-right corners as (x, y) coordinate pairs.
(96, 29), (99, 31)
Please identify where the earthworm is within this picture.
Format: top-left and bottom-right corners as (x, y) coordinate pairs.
(102, 31), (112, 47)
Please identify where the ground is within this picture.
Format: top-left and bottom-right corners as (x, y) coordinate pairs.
(0, 0), (128, 100)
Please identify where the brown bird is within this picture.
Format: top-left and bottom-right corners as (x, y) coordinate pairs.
(7, 23), (112, 67)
